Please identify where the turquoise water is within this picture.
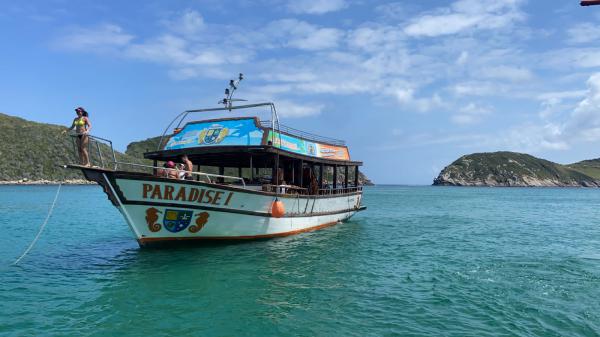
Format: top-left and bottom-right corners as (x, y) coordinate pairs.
(1, 185), (600, 336)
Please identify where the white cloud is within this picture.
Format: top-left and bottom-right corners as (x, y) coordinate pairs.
(277, 100), (324, 117)
(545, 48), (600, 69)
(266, 19), (343, 50)
(126, 35), (192, 64)
(233, 87), (323, 118)
(456, 51), (469, 65)
(451, 81), (504, 96)
(166, 9), (205, 37)
(499, 123), (568, 151)
(537, 90), (587, 103)
(49, 0), (557, 127)
(374, 2), (416, 21)
(498, 72), (600, 152)
(125, 34), (247, 67)
(567, 22), (600, 44)
(404, 0), (525, 38)
(451, 102), (492, 125)
(54, 24), (134, 51)
(387, 85), (443, 112)
(536, 90), (586, 118)
(479, 65), (532, 82)
(563, 72), (600, 142)
(287, 0), (348, 15)
(347, 25), (405, 52)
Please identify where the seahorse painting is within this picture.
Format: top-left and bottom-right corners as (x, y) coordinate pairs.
(145, 207), (162, 232)
(189, 212), (210, 233)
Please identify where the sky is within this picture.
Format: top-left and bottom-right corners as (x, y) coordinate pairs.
(1, 0), (600, 184)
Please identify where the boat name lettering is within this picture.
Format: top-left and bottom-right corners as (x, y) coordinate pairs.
(142, 184), (234, 206)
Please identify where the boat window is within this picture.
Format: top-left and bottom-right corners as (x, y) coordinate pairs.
(347, 166), (357, 187)
(323, 166), (334, 189)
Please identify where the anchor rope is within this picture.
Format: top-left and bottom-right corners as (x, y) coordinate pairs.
(13, 184), (62, 265)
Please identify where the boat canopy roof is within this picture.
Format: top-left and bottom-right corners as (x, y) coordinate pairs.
(144, 116), (362, 166)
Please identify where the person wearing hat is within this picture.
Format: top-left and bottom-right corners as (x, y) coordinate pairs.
(62, 107), (92, 166)
(156, 160), (177, 178)
(156, 155), (193, 179)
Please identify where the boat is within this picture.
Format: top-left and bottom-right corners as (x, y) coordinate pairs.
(66, 76), (366, 246)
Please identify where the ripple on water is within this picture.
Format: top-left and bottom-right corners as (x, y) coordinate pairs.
(1, 186), (600, 336)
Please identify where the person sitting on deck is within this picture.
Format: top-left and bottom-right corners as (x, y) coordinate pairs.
(156, 155), (193, 180)
(178, 155), (193, 180)
(156, 161), (177, 179)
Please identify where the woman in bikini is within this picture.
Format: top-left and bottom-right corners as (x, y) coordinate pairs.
(63, 107), (92, 166)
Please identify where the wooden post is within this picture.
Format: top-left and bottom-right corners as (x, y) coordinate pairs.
(344, 165), (349, 190)
(249, 155), (254, 181)
(354, 166), (359, 187)
(274, 153), (280, 186)
(333, 165), (338, 191)
(197, 164), (201, 181)
(319, 163), (324, 191)
(299, 160), (303, 187)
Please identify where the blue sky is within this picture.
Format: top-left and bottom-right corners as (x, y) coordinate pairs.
(2, 0), (600, 184)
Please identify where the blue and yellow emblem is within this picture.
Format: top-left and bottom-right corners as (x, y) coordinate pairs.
(198, 124), (229, 145)
(163, 209), (193, 233)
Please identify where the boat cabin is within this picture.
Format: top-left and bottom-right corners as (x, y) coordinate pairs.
(143, 115), (363, 196)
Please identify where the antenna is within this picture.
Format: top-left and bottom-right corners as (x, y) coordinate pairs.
(219, 73), (247, 111)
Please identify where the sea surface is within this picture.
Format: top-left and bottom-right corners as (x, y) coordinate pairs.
(1, 185), (599, 337)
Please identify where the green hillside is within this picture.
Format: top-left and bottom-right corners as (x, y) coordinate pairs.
(434, 151), (600, 187)
(567, 159), (600, 180)
(125, 136), (162, 163)
(0, 113), (144, 182)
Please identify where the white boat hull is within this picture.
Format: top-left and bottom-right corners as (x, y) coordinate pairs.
(78, 167), (365, 246)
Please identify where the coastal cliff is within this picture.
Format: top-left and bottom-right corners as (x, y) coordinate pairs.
(433, 152), (600, 187)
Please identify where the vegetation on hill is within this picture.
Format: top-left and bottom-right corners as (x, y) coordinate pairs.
(0, 113), (144, 182)
(125, 136), (162, 163)
(566, 159), (600, 180)
(434, 151), (600, 187)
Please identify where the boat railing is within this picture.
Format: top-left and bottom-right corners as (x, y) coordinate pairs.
(262, 184), (308, 194)
(262, 184), (362, 196)
(318, 186), (363, 195)
(112, 162), (246, 187)
(66, 133), (246, 187)
(260, 121), (346, 146)
(69, 133), (118, 170)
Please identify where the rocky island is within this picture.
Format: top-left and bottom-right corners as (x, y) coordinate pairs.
(433, 152), (600, 187)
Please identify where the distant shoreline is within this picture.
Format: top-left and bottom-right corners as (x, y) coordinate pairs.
(0, 179), (96, 185)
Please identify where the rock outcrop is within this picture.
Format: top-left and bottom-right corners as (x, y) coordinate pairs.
(433, 152), (600, 187)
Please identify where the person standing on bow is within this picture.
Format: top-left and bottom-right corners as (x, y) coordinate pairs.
(63, 107), (92, 166)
